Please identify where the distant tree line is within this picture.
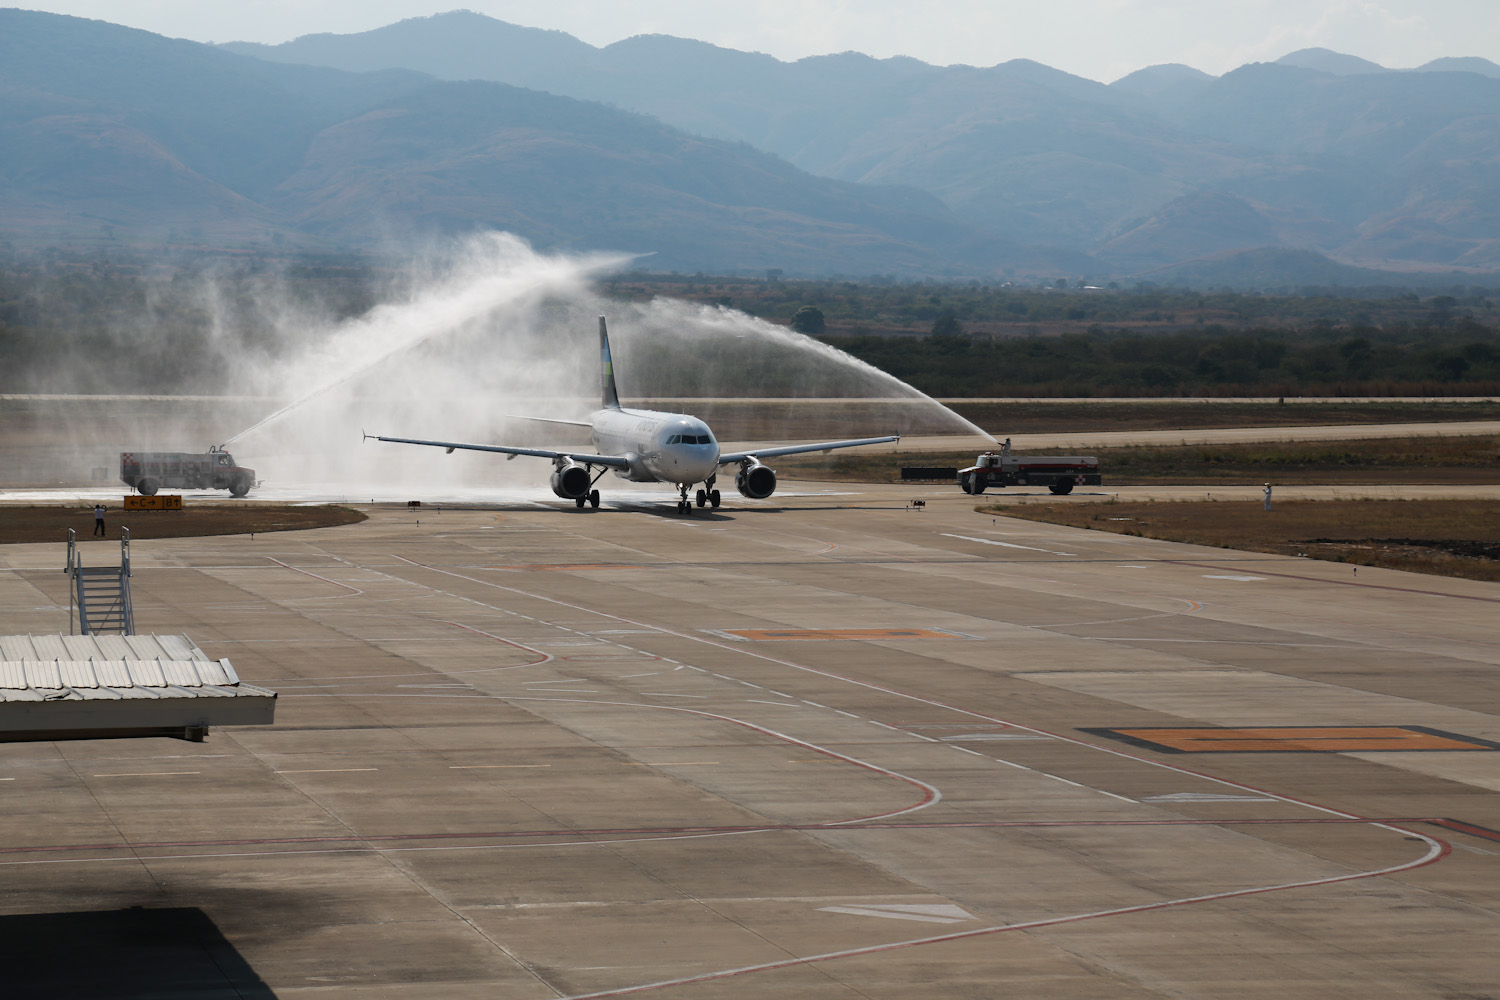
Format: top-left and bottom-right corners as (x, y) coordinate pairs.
(820, 325), (1500, 397)
(5, 252), (1500, 397)
(605, 272), (1499, 336)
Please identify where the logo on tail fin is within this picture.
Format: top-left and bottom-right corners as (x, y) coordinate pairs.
(599, 316), (621, 410)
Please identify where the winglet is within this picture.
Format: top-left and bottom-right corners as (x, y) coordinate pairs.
(599, 316), (621, 411)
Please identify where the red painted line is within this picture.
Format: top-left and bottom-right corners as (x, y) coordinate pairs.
(1168, 559), (1500, 604)
(1429, 818), (1500, 843)
(434, 619), (553, 664)
(557, 836), (1452, 999)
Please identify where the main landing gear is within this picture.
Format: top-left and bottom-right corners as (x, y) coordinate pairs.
(574, 489), (601, 509)
(677, 480), (722, 514)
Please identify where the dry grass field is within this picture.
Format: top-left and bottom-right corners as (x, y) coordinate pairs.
(993, 499), (1500, 582)
(0, 504), (365, 545)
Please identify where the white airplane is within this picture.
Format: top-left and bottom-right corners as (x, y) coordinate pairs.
(369, 317), (898, 513)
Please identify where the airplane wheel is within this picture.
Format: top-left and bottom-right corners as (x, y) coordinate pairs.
(575, 496), (586, 508)
(709, 489), (720, 508)
(589, 490), (600, 508)
(695, 489), (706, 507)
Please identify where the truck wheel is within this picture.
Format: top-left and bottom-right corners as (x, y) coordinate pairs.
(971, 475), (986, 495)
(229, 473), (252, 498)
(138, 478), (159, 496)
(1049, 481), (1074, 495)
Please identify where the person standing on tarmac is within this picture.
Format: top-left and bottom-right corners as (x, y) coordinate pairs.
(93, 503), (106, 536)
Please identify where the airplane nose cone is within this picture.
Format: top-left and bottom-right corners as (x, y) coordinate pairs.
(680, 454), (718, 483)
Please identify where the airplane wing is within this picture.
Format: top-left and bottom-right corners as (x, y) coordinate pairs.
(718, 435), (899, 465)
(498, 414), (594, 428)
(367, 433), (632, 469)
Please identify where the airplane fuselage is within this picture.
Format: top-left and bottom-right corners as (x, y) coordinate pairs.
(590, 407), (720, 485)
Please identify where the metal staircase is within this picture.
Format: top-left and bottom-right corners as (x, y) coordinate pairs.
(65, 527), (134, 635)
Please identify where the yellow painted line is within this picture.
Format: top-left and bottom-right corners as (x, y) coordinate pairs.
(94, 771), (201, 777)
(450, 764), (552, 769)
(275, 768), (380, 774)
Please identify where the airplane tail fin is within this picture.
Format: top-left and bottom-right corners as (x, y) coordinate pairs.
(599, 316), (621, 410)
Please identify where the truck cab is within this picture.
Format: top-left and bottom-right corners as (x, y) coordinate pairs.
(958, 439), (1101, 496)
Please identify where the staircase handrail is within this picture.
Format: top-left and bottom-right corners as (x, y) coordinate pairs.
(65, 527), (77, 634)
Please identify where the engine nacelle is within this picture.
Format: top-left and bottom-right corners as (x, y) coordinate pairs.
(735, 460), (777, 500)
(550, 462), (591, 500)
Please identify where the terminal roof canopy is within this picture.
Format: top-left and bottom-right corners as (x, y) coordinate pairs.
(0, 634), (275, 742)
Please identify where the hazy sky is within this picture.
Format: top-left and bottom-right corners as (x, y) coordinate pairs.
(16, 1), (1500, 81)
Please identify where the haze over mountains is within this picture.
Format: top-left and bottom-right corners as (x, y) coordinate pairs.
(4, 8), (1498, 285)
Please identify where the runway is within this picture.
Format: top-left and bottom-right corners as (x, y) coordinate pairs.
(1, 481), (1497, 998)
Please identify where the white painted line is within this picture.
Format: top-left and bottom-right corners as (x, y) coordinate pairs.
(768, 690), (791, 698)
(992, 759), (1032, 770)
(1202, 574), (1266, 582)
(94, 771), (201, 777)
(818, 904), (973, 924)
(1045, 774), (1085, 787)
(1144, 792), (1275, 803)
(941, 533), (1075, 557)
(869, 721), (898, 730)
(953, 747), (985, 756)
(1099, 791), (1135, 803)
(450, 765), (551, 769)
(642, 692), (708, 699)
(621, 761), (719, 766)
(804, 701), (828, 709)
(835, 710), (861, 718)
(941, 734), (1051, 742)
(0, 778), (14, 781)
(275, 768), (378, 774)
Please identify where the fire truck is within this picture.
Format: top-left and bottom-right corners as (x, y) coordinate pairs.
(120, 448), (256, 498)
(957, 439), (1101, 495)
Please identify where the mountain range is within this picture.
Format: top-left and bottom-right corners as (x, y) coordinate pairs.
(3, 8), (1498, 284)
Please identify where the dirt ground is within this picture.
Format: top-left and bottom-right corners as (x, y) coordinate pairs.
(993, 498), (1500, 583)
(0, 504), (366, 545)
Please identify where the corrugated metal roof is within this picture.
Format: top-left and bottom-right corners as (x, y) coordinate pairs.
(23, 662), (62, 689)
(0, 637), (273, 714)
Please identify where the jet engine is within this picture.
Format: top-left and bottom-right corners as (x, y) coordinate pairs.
(735, 460), (777, 500)
(550, 462), (591, 500)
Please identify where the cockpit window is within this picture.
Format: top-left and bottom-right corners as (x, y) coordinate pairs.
(669, 434), (713, 445)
